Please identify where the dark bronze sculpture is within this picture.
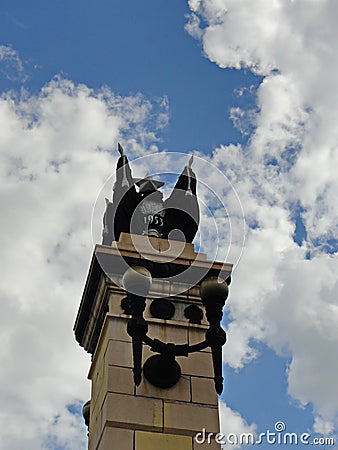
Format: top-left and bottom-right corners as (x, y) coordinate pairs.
(102, 144), (199, 245)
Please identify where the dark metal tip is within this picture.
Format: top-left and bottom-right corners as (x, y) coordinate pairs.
(215, 378), (224, 395)
(133, 369), (142, 386)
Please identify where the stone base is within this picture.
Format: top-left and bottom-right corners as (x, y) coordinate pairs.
(87, 313), (221, 450)
(73, 234), (232, 450)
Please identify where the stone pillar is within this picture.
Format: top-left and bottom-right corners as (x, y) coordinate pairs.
(74, 234), (232, 450)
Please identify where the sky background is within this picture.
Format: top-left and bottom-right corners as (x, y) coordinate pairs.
(1, 0), (337, 449)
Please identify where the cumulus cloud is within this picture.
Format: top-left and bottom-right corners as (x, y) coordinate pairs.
(0, 77), (168, 449)
(187, 0), (338, 434)
(219, 401), (256, 448)
(187, 0), (338, 243)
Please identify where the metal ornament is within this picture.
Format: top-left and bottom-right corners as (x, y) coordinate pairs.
(150, 298), (175, 320)
(184, 304), (204, 324)
(124, 266), (229, 394)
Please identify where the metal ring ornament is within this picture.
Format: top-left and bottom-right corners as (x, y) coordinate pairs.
(125, 271), (229, 394)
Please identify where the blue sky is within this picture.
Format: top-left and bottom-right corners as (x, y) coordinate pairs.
(1, 0), (257, 151)
(1, 1), (337, 449)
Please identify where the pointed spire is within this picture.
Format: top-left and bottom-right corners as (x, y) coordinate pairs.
(118, 142), (124, 156)
(188, 154), (194, 168)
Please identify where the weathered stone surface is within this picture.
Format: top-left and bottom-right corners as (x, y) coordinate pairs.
(102, 392), (163, 432)
(135, 430), (192, 450)
(178, 351), (214, 377)
(107, 365), (134, 395)
(97, 426), (134, 450)
(164, 401), (219, 435)
(105, 339), (133, 368)
(136, 374), (190, 402)
(191, 377), (218, 405)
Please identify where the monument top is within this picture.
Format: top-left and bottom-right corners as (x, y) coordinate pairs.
(102, 144), (200, 246)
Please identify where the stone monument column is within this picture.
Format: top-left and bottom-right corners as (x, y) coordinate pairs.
(74, 233), (232, 450)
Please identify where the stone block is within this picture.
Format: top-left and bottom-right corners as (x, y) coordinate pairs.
(169, 282), (190, 299)
(178, 351), (214, 377)
(105, 340), (133, 368)
(171, 300), (190, 323)
(188, 326), (210, 349)
(107, 290), (127, 316)
(102, 392), (163, 432)
(148, 321), (188, 344)
(135, 431), (192, 450)
(148, 279), (171, 298)
(105, 316), (131, 342)
(90, 344), (133, 439)
(157, 239), (194, 260)
(172, 300), (208, 326)
(119, 232), (161, 254)
(89, 408), (102, 450)
(107, 365), (134, 395)
(136, 374), (190, 402)
(187, 285), (201, 300)
(97, 426), (134, 450)
(90, 360), (108, 420)
(191, 377), (218, 405)
(164, 401), (219, 435)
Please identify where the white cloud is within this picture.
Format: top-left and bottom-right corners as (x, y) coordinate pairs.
(184, 13), (203, 40)
(219, 400), (256, 448)
(187, 0), (338, 433)
(187, 0), (338, 244)
(0, 77), (168, 449)
(313, 415), (335, 436)
(0, 44), (27, 82)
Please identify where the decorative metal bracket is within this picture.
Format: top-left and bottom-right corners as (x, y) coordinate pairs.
(123, 267), (230, 395)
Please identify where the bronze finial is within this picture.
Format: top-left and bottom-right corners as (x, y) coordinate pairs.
(188, 154), (194, 168)
(118, 142), (124, 156)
